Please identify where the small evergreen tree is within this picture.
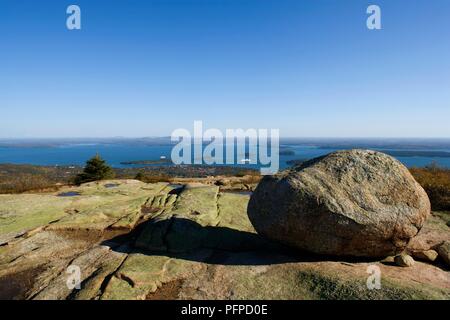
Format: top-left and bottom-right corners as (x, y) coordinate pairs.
(134, 171), (145, 181)
(74, 154), (115, 185)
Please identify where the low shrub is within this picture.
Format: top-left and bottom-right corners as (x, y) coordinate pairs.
(410, 163), (450, 211)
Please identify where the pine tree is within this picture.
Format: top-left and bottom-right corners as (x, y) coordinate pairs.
(134, 171), (145, 181)
(74, 154), (115, 185)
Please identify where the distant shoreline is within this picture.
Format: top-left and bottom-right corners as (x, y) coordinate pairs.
(1, 137), (450, 149)
(120, 159), (172, 165)
(1, 139), (450, 169)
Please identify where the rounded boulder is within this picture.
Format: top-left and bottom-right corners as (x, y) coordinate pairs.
(248, 149), (430, 257)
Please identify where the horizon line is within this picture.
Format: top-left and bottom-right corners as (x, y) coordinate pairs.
(1, 136), (450, 140)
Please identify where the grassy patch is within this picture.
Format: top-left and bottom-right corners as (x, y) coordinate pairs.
(0, 164), (81, 194)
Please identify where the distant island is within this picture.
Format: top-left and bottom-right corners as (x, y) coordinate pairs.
(381, 150), (450, 158)
(120, 159), (172, 165)
(279, 149), (295, 156)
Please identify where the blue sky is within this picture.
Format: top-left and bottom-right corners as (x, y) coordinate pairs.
(1, 0), (449, 138)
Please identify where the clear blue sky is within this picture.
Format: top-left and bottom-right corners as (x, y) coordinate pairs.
(1, 0), (449, 138)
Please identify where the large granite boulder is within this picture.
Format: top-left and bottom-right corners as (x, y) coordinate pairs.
(248, 149), (431, 257)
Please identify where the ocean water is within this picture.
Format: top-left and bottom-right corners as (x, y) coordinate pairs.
(0, 144), (174, 168)
(282, 145), (450, 169)
(0, 141), (450, 170)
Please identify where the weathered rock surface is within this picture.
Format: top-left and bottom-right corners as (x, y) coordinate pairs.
(395, 254), (415, 267)
(248, 149), (431, 257)
(412, 250), (439, 263)
(135, 185), (269, 253)
(408, 212), (450, 253)
(0, 179), (448, 300)
(437, 241), (450, 267)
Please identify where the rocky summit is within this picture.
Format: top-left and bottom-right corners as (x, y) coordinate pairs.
(0, 178), (449, 300)
(248, 149), (431, 257)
